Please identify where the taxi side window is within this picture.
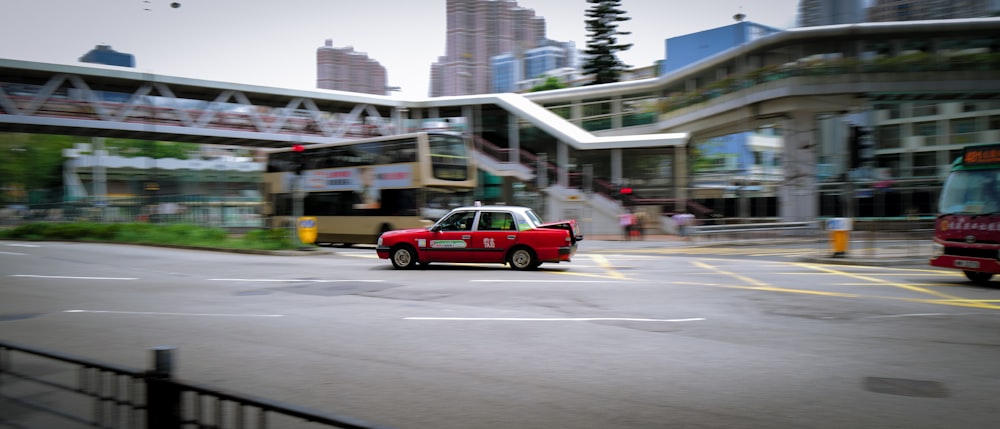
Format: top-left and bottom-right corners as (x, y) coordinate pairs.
(439, 212), (476, 231)
(478, 212), (514, 231)
(512, 212), (531, 231)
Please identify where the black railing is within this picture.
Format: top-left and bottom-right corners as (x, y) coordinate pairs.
(0, 341), (385, 429)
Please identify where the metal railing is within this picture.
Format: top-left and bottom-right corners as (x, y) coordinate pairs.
(0, 341), (385, 429)
(687, 221), (821, 241)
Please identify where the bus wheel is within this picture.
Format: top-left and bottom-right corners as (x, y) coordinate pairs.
(964, 271), (993, 283)
(390, 245), (417, 269)
(507, 247), (537, 271)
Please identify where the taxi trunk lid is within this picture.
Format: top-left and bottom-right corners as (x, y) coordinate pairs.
(538, 219), (584, 244)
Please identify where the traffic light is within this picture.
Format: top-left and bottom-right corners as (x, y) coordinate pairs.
(848, 126), (861, 169)
(620, 186), (633, 206)
(848, 126), (871, 169)
(292, 144), (305, 175)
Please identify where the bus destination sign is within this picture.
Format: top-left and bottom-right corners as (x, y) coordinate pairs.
(963, 144), (1000, 166)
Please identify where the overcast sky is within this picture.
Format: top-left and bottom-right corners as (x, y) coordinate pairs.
(0, 0), (799, 98)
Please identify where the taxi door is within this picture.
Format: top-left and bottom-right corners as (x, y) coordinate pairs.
(471, 211), (518, 263)
(426, 211), (477, 263)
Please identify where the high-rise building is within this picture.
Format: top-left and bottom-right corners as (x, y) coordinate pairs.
(491, 53), (520, 93)
(79, 45), (135, 68)
(489, 41), (575, 93)
(431, 0), (545, 97)
(316, 40), (388, 95)
(867, 0), (996, 21)
(798, 0), (866, 27)
(524, 43), (570, 81)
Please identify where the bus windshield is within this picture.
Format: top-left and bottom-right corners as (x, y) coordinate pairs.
(939, 169), (1000, 215)
(428, 133), (470, 181)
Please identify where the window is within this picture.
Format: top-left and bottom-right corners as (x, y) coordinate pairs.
(438, 211), (476, 231)
(478, 211), (515, 231)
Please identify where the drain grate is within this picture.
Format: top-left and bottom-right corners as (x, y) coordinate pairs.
(863, 376), (950, 398)
(0, 313), (42, 322)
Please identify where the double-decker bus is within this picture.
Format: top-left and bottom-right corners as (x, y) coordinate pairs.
(263, 131), (477, 245)
(930, 144), (1000, 283)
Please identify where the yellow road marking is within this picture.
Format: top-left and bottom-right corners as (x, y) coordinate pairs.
(588, 254), (628, 280)
(687, 261), (1000, 310)
(796, 263), (1000, 310)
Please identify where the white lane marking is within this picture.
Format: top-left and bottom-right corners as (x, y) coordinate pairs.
(209, 278), (384, 283)
(404, 317), (705, 322)
(0, 251), (27, 256)
(6, 243), (40, 248)
(65, 310), (284, 317)
(12, 274), (138, 280)
(470, 279), (623, 283)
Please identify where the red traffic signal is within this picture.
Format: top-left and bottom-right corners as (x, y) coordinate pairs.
(292, 144), (305, 152)
(620, 187), (633, 195)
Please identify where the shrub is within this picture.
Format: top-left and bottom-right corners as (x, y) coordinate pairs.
(1, 222), (300, 251)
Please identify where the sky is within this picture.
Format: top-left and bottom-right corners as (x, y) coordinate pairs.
(0, 0), (800, 99)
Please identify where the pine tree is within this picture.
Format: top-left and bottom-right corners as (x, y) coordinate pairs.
(582, 0), (633, 85)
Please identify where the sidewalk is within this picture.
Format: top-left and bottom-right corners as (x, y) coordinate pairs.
(580, 233), (933, 267)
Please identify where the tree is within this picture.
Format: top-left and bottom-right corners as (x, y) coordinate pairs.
(529, 76), (568, 92)
(582, 0), (633, 85)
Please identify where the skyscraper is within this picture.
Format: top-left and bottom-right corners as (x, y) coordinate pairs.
(491, 53), (520, 93)
(798, 0), (866, 27)
(431, 0), (546, 97)
(524, 44), (571, 82)
(316, 40), (388, 95)
(867, 0), (996, 21)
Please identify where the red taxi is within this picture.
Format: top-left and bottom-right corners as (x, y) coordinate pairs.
(376, 205), (583, 270)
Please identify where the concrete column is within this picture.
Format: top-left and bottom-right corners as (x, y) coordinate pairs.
(571, 99), (583, 127)
(780, 111), (818, 221)
(611, 149), (622, 184)
(508, 114), (520, 165)
(462, 105), (474, 140)
(674, 143), (688, 213)
(557, 141), (569, 187)
(611, 96), (622, 129)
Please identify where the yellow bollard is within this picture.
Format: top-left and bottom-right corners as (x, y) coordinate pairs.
(826, 218), (852, 258)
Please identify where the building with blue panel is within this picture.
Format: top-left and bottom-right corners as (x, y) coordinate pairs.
(524, 45), (568, 80)
(491, 53), (520, 93)
(660, 21), (779, 75)
(79, 45), (135, 68)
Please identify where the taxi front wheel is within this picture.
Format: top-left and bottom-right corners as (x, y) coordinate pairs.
(508, 247), (537, 271)
(390, 245), (417, 269)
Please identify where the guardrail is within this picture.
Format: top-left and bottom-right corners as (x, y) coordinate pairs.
(688, 221), (821, 241)
(0, 341), (385, 429)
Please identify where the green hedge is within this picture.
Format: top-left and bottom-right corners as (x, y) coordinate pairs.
(0, 222), (299, 251)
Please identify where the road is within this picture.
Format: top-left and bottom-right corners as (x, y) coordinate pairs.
(2, 240), (999, 429)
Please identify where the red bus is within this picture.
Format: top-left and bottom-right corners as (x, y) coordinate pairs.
(930, 144), (1000, 283)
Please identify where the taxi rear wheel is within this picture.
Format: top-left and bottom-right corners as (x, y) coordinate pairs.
(508, 247), (537, 271)
(964, 270), (993, 283)
(390, 245), (417, 269)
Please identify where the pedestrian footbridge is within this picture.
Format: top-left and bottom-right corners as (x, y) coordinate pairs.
(2, 18), (999, 234)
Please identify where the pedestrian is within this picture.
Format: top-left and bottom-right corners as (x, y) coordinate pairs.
(619, 211), (635, 241)
(673, 212), (694, 239)
(634, 211), (646, 240)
